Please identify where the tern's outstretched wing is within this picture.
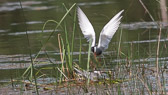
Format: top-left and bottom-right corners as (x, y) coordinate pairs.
(97, 10), (124, 51)
(77, 7), (96, 47)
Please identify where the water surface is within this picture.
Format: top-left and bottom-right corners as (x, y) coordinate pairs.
(0, 0), (167, 86)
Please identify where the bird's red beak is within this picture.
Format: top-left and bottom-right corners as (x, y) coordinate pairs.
(94, 53), (98, 62)
(94, 52), (97, 57)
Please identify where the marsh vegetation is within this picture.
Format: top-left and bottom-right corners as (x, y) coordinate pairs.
(0, 0), (168, 95)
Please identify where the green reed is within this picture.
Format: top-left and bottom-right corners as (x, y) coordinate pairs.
(62, 6), (77, 75)
(10, 0), (168, 94)
(21, 4), (77, 94)
(19, 0), (39, 94)
(86, 40), (92, 85)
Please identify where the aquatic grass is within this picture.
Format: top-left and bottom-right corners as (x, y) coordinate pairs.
(138, 0), (155, 22)
(79, 37), (82, 65)
(62, 3), (77, 64)
(71, 7), (77, 65)
(87, 40), (92, 72)
(64, 23), (73, 74)
(19, 0), (39, 94)
(20, 3), (77, 95)
(31, 3), (77, 82)
(12, 1), (168, 95)
(156, 26), (162, 93)
(130, 1), (167, 94)
(58, 6), (77, 77)
(86, 40), (92, 85)
(139, 0), (167, 94)
(22, 3), (76, 77)
(58, 34), (66, 82)
(116, 28), (123, 78)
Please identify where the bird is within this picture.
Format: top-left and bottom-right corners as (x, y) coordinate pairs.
(77, 7), (124, 56)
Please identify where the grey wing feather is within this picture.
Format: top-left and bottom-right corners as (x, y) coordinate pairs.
(98, 10), (124, 51)
(77, 7), (96, 47)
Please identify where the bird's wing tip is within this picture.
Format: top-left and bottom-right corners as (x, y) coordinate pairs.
(77, 6), (81, 11)
(120, 10), (124, 14)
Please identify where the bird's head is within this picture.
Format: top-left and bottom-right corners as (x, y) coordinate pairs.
(91, 46), (102, 56)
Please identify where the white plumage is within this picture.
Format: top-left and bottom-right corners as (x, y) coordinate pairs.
(77, 7), (95, 47)
(77, 7), (124, 55)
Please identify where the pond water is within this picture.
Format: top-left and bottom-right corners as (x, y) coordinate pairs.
(0, 0), (168, 93)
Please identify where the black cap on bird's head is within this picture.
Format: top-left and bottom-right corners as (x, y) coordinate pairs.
(91, 46), (102, 56)
(95, 48), (102, 56)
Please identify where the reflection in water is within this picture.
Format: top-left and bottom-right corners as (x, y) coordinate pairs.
(0, 1), (51, 12)
(77, 1), (114, 6)
(112, 56), (168, 63)
(8, 29), (60, 35)
(10, 21), (43, 25)
(124, 38), (168, 44)
(0, 29), (8, 33)
(121, 22), (168, 30)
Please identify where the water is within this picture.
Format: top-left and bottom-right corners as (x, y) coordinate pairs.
(0, 0), (168, 92)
